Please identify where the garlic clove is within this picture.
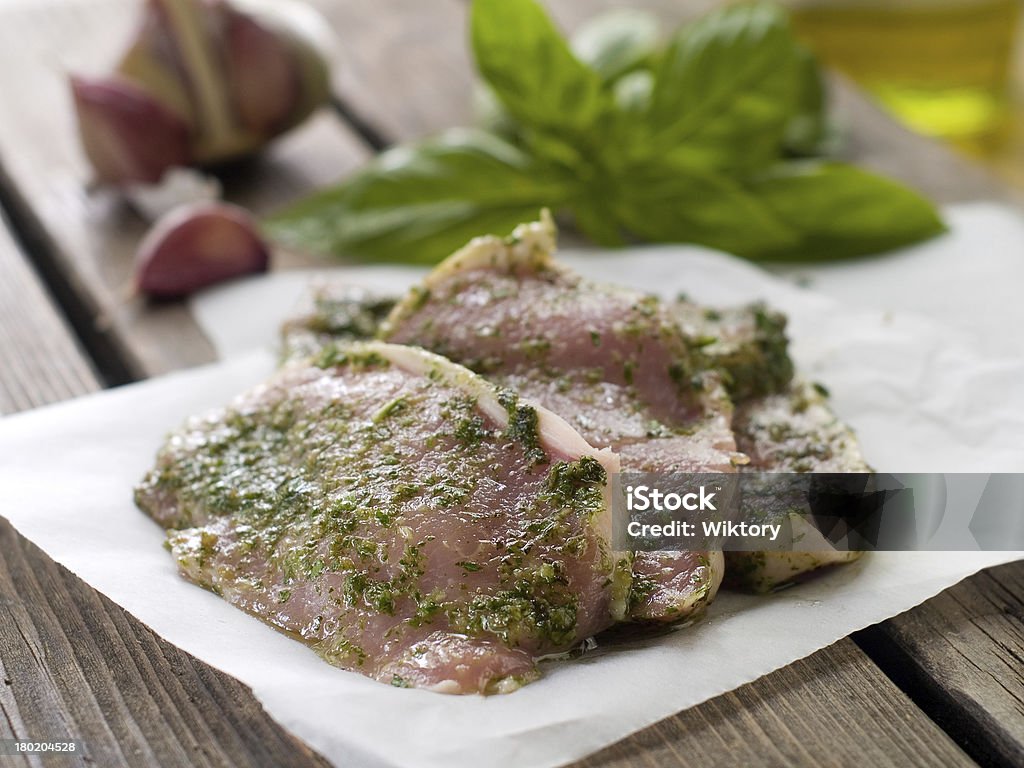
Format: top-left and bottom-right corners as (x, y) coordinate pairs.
(152, 0), (238, 157)
(135, 202), (270, 299)
(281, 22), (333, 122)
(71, 75), (193, 185)
(222, 4), (300, 135)
(117, 0), (198, 129)
(237, 0), (334, 129)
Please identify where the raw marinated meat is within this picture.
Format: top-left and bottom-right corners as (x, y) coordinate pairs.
(383, 215), (729, 624)
(674, 301), (794, 400)
(679, 303), (867, 591)
(280, 284), (394, 362)
(136, 342), (627, 693)
(727, 379), (868, 591)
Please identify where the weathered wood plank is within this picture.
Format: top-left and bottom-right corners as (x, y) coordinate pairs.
(311, 0), (477, 143)
(0, 217), (99, 413)
(0, 162), (328, 768)
(0, 515), (328, 768)
(859, 561), (1024, 768)
(0, 0), (370, 379)
(574, 638), (976, 768)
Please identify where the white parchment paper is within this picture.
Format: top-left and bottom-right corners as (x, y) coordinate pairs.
(1, 204), (1022, 768)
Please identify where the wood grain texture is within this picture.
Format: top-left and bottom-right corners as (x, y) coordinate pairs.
(0, 216), (99, 413)
(0, 0), (369, 379)
(312, 0), (476, 143)
(574, 638), (975, 768)
(0, 516), (329, 768)
(860, 561), (1024, 768)
(0, 164), (331, 768)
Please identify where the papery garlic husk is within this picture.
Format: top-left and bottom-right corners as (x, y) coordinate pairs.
(73, 0), (332, 185)
(135, 201), (270, 298)
(125, 166), (223, 222)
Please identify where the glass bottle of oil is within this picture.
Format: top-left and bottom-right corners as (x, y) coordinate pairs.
(783, 0), (1021, 155)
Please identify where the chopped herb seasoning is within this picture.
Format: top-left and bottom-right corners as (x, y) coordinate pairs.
(497, 389), (548, 467)
(454, 414), (489, 446)
(623, 360), (636, 386)
(408, 286), (431, 312)
(136, 342), (616, 688)
(280, 290), (396, 363)
(373, 396), (408, 423)
(518, 337), (552, 360)
(690, 303), (795, 400)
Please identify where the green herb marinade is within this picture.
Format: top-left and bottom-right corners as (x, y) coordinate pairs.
(138, 348), (617, 658)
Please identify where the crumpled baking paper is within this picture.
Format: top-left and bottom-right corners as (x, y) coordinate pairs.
(1, 203), (1022, 768)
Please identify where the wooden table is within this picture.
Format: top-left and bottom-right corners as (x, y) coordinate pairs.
(0, 2), (1021, 766)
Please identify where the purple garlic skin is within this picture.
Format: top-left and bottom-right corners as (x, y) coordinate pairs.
(71, 75), (192, 185)
(223, 4), (300, 135)
(135, 202), (270, 299)
(73, 0), (332, 186)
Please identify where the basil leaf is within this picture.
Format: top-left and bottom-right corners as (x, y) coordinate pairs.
(614, 70), (655, 114)
(474, 84), (520, 140)
(783, 45), (832, 157)
(571, 9), (660, 83)
(273, 2), (945, 268)
(471, 0), (605, 136)
(648, 3), (802, 170)
(571, 198), (627, 247)
(746, 162), (947, 260)
(611, 156), (801, 258)
(266, 129), (573, 264)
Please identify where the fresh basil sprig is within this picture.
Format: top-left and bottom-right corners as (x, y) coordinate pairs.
(271, 129), (573, 264)
(268, 0), (945, 263)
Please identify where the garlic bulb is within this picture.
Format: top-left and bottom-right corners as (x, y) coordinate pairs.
(72, 0), (332, 185)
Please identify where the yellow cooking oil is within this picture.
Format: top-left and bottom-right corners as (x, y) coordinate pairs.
(786, 0), (1021, 153)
